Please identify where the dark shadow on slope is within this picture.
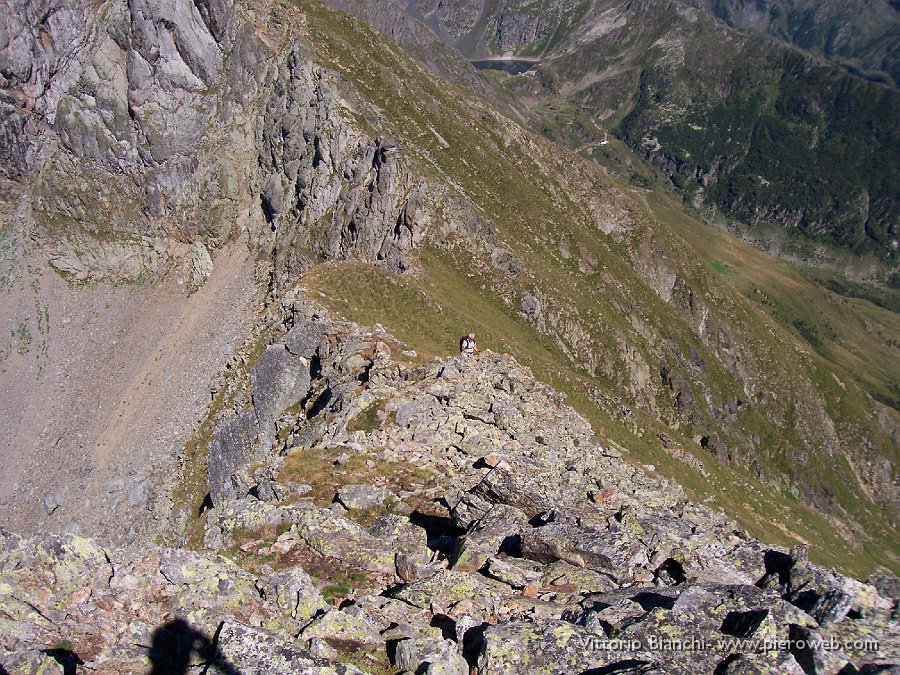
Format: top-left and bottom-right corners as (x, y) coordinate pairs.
(306, 386), (333, 420)
(579, 660), (658, 674)
(42, 647), (83, 675)
(713, 655), (742, 674)
(756, 550), (794, 587)
(198, 492), (214, 516)
(409, 510), (465, 554)
(631, 591), (677, 612)
(148, 618), (242, 675)
(720, 609), (769, 638)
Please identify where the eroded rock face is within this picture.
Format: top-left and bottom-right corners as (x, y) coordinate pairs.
(0, 0), (425, 282)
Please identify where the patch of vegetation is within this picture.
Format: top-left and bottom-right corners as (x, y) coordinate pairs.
(278, 445), (435, 521)
(709, 260), (737, 276)
(792, 318), (821, 348)
(804, 269), (900, 313)
(347, 402), (383, 434)
(12, 322), (32, 355)
(325, 638), (396, 675)
(318, 572), (369, 603)
(629, 43), (898, 255)
(643, 191), (900, 413)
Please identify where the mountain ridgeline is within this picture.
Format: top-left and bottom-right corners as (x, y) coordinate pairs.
(689, 0), (900, 86)
(408, 0), (900, 260)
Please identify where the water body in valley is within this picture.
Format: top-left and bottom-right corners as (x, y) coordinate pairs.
(471, 59), (538, 75)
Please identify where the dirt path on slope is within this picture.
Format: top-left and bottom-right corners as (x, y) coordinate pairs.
(0, 237), (262, 543)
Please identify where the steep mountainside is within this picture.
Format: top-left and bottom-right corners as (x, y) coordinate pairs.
(0, 0), (898, 670)
(1, 0), (898, 571)
(688, 0), (900, 86)
(407, 0), (900, 259)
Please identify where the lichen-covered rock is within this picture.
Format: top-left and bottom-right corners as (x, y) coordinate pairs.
(478, 619), (659, 674)
(337, 484), (394, 510)
(251, 343), (313, 450)
(207, 410), (259, 507)
(293, 507), (396, 574)
(158, 549), (278, 634)
(1, 307), (897, 674)
(300, 607), (382, 646)
(449, 503), (528, 573)
(259, 567), (329, 622)
(716, 651), (806, 674)
(0, 649), (66, 675)
(0, 531), (363, 672)
(187, 241), (214, 292)
(614, 584), (818, 672)
(392, 569), (504, 614)
(394, 636), (468, 675)
(485, 556), (542, 589)
(350, 594), (437, 641)
(216, 620), (366, 674)
(520, 523), (649, 582)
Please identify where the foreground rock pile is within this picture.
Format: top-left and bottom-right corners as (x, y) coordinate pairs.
(2, 303), (898, 673)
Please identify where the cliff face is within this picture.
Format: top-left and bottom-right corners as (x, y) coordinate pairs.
(0, 0), (426, 283)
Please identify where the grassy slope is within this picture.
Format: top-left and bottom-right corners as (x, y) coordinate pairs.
(290, 0), (898, 575)
(643, 191), (900, 410)
(304, 259), (894, 576)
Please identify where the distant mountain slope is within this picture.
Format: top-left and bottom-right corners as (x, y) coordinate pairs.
(406, 0), (900, 259)
(324, 0), (493, 96)
(688, 0), (900, 86)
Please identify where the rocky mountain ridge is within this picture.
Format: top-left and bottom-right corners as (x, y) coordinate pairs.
(1, 0), (427, 284)
(2, 302), (897, 673)
(1, 0), (898, 574)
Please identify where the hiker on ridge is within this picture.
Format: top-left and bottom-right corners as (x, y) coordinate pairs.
(459, 332), (478, 355)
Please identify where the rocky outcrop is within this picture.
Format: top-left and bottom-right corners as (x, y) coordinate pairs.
(409, 0), (573, 56)
(198, 302), (899, 673)
(0, 529), (365, 673)
(0, 0), (430, 283)
(2, 303), (898, 672)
